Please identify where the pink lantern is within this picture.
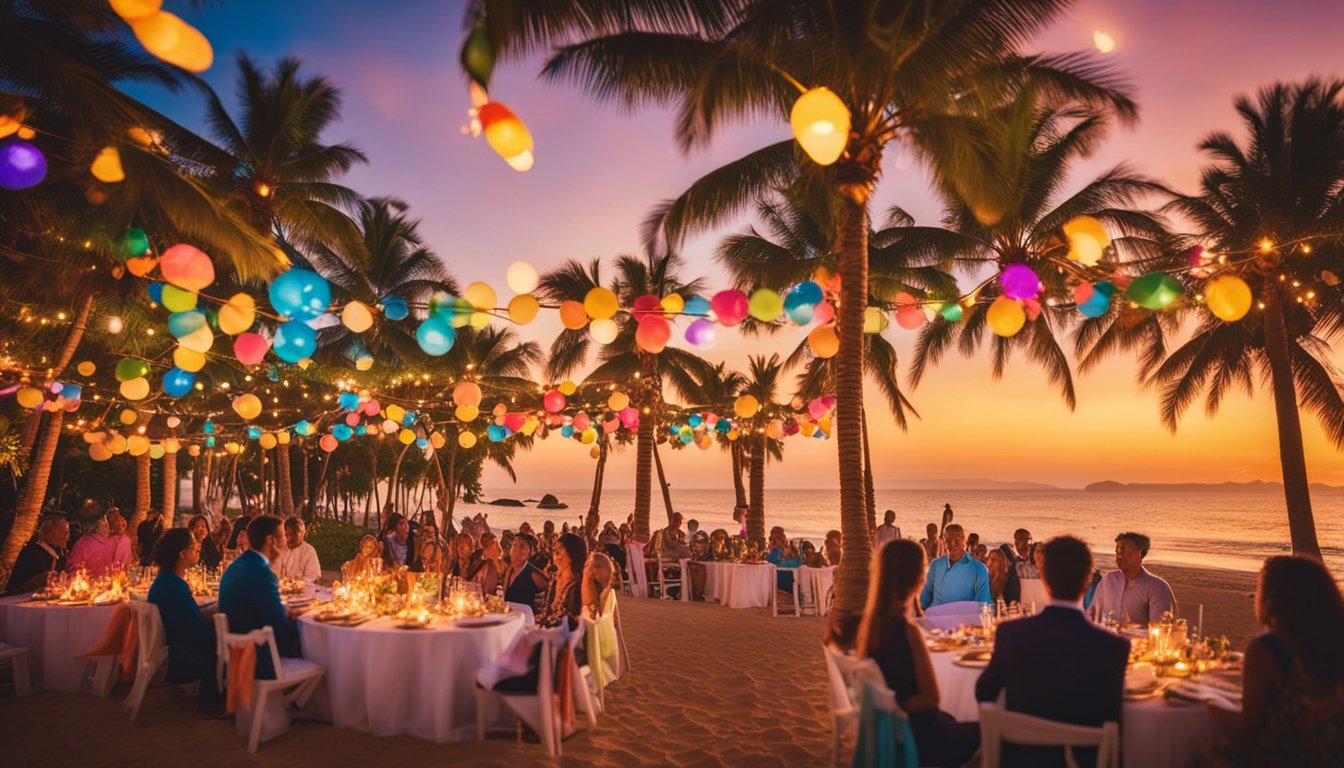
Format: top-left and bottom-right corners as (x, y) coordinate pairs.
(573, 412), (591, 431)
(319, 434), (338, 452)
(159, 244), (215, 291)
(344, 412), (360, 427)
(363, 400), (381, 416)
(234, 332), (269, 365)
(619, 406), (639, 429)
(635, 315), (671, 353)
(896, 305), (926, 330)
(1073, 282), (1095, 305)
(808, 397), (828, 419)
(711, 290), (749, 326)
(812, 301), (835, 325)
(999, 263), (1040, 300)
(822, 395), (837, 410)
(544, 390), (566, 413)
(505, 412), (527, 432)
(632, 294), (663, 320)
(603, 415), (620, 434)
(492, 402), (508, 417)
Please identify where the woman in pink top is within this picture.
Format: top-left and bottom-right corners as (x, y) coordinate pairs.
(67, 509), (132, 577)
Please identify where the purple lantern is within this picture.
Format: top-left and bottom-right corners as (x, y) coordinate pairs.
(999, 263), (1040, 300)
(0, 139), (48, 190)
(684, 318), (717, 348)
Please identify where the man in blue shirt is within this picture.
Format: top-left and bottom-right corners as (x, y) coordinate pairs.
(919, 523), (991, 609)
(218, 515), (299, 679)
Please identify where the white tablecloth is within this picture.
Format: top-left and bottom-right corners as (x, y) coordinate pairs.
(298, 611), (525, 743)
(799, 566), (835, 615)
(701, 562), (774, 609)
(1019, 578), (1049, 609)
(929, 649), (1214, 768)
(0, 596), (119, 692)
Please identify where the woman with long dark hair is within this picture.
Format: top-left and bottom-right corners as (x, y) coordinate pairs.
(538, 532), (586, 630)
(147, 528), (223, 712)
(1207, 555), (1344, 766)
(856, 539), (979, 767)
(188, 514), (222, 569)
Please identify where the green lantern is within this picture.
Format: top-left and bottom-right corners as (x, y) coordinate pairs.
(1125, 273), (1184, 310)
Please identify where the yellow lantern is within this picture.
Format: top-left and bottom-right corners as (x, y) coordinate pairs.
(131, 12), (213, 73)
(161, 284), (198, 312)
(150, 443), (166, 460)
(765, 420), (784, 440)
(77, 361), (96, 376)
(1063, 215), (1111, 266)
(120, 377), (150, 401)
(458, 431), (477, 449)
(119, 409), (139, 425)
(1204, 275), (1253, 322)
(559, 380), (577, 396)
(178, 324), (214, 353)
(340, 300), (374, 333)
(187, 444), (201, 457)
(127, 434), (151, 456)
(790, 87), (851, 166)
(90, 146), (125, 183)
(90, 443), (113, 462)
(105, 433), (129, 454)
(385, 403), (406, 423)
(583, 287), (619, 320)
(109, 0), (162, 20)
(277, 430), (291, 445)
(863, 306), (888, 334)
(232, 393), (262, 420)
(661, 293), (685, 315)
(469, 311), (491, 329)
(807, 323), (840, 359)
(217, 293), (256, 335)
(479, 103), (534, 163)
(589, 318), (619, 345)
(163, 437), (181, 454)
(455, 405), (479, 422)
(464, 281), (498, 311)
(173, 345), (206, 373)
(506, 261), (539, 294)
(734, 394), (760, 419)
(507, 294), (540, 325)
(608, 391), (629, 411)
(259, 432), (277, 449)
(987, 296), (1026, 337)
(559, 300), (588, 330)
(397, 428), (415, 445)
(16, 387), (43, 409)
(83, 431), (106, 445)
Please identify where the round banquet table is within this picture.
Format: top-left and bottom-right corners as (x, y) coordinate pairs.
(928, 650), (1214, 768)
(0, 596), (119, 692)
(700, 562), (775, 609)
(799, 565), (835, 615)
(298, 611), (525, 743)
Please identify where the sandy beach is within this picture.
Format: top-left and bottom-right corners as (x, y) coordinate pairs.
(0, 565), (1259, 767)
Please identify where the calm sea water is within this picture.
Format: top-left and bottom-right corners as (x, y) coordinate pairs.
(451, 487), (1344, 575)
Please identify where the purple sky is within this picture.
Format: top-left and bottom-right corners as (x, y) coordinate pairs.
(138, 0), (1344, 490)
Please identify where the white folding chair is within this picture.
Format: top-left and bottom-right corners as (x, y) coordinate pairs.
(654, 555), (684, 600)
(0, 643), (35, 697)
(623, 541), (647, 598)
(213, 613), (325, 753)
(474, 625), (572, 758)
(772, 566), (802, 617)
(978, 700), (1119, 768)
(123, 600), (170, 722)
(822, 645), (913, 767)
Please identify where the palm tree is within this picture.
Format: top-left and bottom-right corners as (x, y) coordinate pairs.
(902, 93), (1171, 411)
(537, 253), (709, 539)
(1086, 81), (1344, 560)
(738, 355), (785, 546)
(487, 0), (1137, 617)
(204, 55), (367, 254)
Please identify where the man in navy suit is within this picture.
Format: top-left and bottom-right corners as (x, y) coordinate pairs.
(218, 515), (299, 679)
(975, 535), (1130, 768)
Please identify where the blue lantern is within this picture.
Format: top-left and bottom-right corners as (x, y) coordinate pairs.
(205, 436), (216, 448)
(416, 317), (455, 356)
(355, 424), (367, 436)
(295, 420), (311, 436)
(381, 296), (409, 321)
(60, 383), (82, 401)
(332, 424), (353, 441)
(147, 282), (165, 305)
(273, 320), (317, 363)
(269, 269), (331, 320)
(402, 412), (416, 427)
(560, 424), (574, 438)
(202, 419), (215, 434)
(167, 310), (207, 339)
(162, 368), (195, 398)
(247, 426), (262, 440)
(683, 295), (711, 317)
(1078, 281), (1116, 319)
(487, 424), (506, 442)
(338, 391), (361, 412)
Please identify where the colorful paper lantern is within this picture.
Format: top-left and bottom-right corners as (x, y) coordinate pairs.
(451, 382), (482, 408)
(543, 390), (566, 413)
(734, 394), (760, 418)
(415, 317), (455, 356)
(77, 361), (96, 377)
(341, 301), (374, 333)
(589, 318), (619, 344)
(129, 11), (212, 73)
(464, 281), (497, 311)
(258, 432), (277, 450)
(269, 269), (331, 320)
(161, 367), (194, 397)
(381, 296), (408, 321)
(711, 290), (750, 326)
(318, 434), (337, 453)
(273, 320), (317, 363)
(895, 305), (925, 330)
(233, 332), (270, 366)
(608, 391), (630, 411)
(1063, 216), (1110, 266)
(661, 294), (685, 315)
(559, 300), (588, 330)
(999, 264), (1040, 300)
(785, 281), (823, 324)
(790, 87), (851, 166)
(120, 376), (151, 401)
(1126, 273), (1184, 310)
(987, 296), (1026, 337)
(1077, 281), (1115, 318)
(458, 431), (477, 449)
(90, 146), (125, 183)
(16, 387), (42, 409)
(478, 102), (534, 168)
(635, 315), (671, 353)
(232, 393), (262, 420)
(1204, 275), (1253, 322)
(115, 358), (151, 382)
(109, 0), (161, 21)
(161, 284), (198, 312)
(506, 261), (538, 294)
(583, 287), (619, 320)
(0, 139), (48, 190)
(683, 295), (711, 317)
(126, 255), (158, 277)
(166, 310), (206, 339)
(807, 324), (840, 358)
(118, 229), (150, 260)
(507, 294), (539, 325)
(684, 318), (717, 348)
(748, 288), (783, 322)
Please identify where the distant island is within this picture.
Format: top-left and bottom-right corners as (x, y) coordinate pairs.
(1085, 480), (1344, 493)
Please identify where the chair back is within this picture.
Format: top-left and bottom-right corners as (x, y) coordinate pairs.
(507, 601), (536, 627)
(978, 701), (1119, 768)
(624, 541), (647, 598)
(129, 600), (166, 660)
(822, 645), (887, 715)
(213, 612), (283, 681)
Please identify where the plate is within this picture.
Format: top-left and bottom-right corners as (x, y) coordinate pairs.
(395, 622), (433, 630)
(1123, 681), (1165, 700)
(954, 650), (992, 668)
(454, 614), (511, 628)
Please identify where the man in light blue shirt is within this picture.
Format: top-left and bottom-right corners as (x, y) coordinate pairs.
(919, 523), (991, 609)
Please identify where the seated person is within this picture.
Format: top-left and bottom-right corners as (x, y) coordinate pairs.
(1089, 531), (1176, 626)
(537, 533), (587, 630)
(1206, 555), (1344, 767)
(414, 540), (445, 574)
(858, 540), (979, 767)
(766, 526), (803, 593)
(381, 513), (418, 570)
(823, 529), (843, 566)
(189, 514), (223, 569)
(5, 516), (70, 594)
(583, 551), (618, 620)
(274, 517), (321, 582)
(1009, 528), (1039, 580)
(446, 531), (481, 580)
(136, 514), (164, 567)
(67, 510), (132, 578)
(597, 521), (627, 579)
(976, 536), (1130, 768)
(800, 540), (827, 568)
(502, 533), (549, 609)
(210, 517), (232, 561)
(472, 531), (503, 595)
(217, 516), (300, 678)
(918, 524), (990, 610)
(986, 548), (1021, 605)
(147, 528), (224, 712)
(344, 534), (382, 579)
(658, 513), (692, 560)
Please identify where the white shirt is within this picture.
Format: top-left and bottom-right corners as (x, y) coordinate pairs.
(275, 541), (321, 582)
(875, 524), (901, 545)
(1089, 567), (1175, 626)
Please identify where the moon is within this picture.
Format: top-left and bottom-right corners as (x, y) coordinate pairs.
(1094, 31), (1116, 53)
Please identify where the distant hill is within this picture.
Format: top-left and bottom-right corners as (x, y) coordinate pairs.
(1085, 480), (1344, 493)
(888, 478), (1061, 491)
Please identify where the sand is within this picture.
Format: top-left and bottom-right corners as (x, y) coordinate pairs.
(0, 566), (1258, 767)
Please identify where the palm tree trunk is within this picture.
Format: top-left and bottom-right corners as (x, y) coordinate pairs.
(861, 406), (877, 535)
(731, 440), (747, 509)
(300, 447), (311, 521)
(130, 451), (151, 537)
(276, 444), (294, 518)
(652, 437), (675, 526)
(389, 443), (412, 519)
(633, 406), (654, 541)
(586, 434), (609, 538)
(20, 295), (93, 452)
(192, 451), (203, 513)
(0, 410), (64, 581)
(832, 194), (874, 617)
(311, 449), (332, 522)
(1262, 286), (1322, 559)
(161, 447), (177, 526)
(747, 435), (766, 547)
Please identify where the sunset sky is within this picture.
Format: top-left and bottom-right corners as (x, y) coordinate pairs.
(134, 0), (1344, 490)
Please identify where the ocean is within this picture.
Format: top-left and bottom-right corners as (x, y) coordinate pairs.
(449, 487), (1344, 575)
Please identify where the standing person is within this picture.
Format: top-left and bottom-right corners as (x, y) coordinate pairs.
(921, 522), (946, 561)
(1089, 532), (1176, 626)
(1005, 528), (1037, 579)
(875, 509), (902, 545)
(147, 528), (224, 713)
(4, 516), (70, 593)
(67, 510), (132, 577)
(1206, 555), (1344, 767)
(976, 536), (1130, 768)
(858, 539), (980, 767)
(189, 514), (222, 569)
(918, 524), (990, 610)
(940, 503), (954, 534)
(274, 517), (321, 582)
(217, 516), (299, 678)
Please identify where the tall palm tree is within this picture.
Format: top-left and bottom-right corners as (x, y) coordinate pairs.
(738, 354), (785, 546)
(1086, 80), (1344, 560)
(487, 0), (1137, 617)
(538, 253), (709, 539)
(204, 55), (367, 254)
(905, 92), (1171, 408)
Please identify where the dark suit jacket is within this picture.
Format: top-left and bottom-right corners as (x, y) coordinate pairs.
(975, 605), (1130, 768)
(148, 571), (215, 684)
(218, 549), (296, 679)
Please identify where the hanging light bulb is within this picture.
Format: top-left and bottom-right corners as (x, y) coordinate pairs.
(790, 87), (850, 166)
